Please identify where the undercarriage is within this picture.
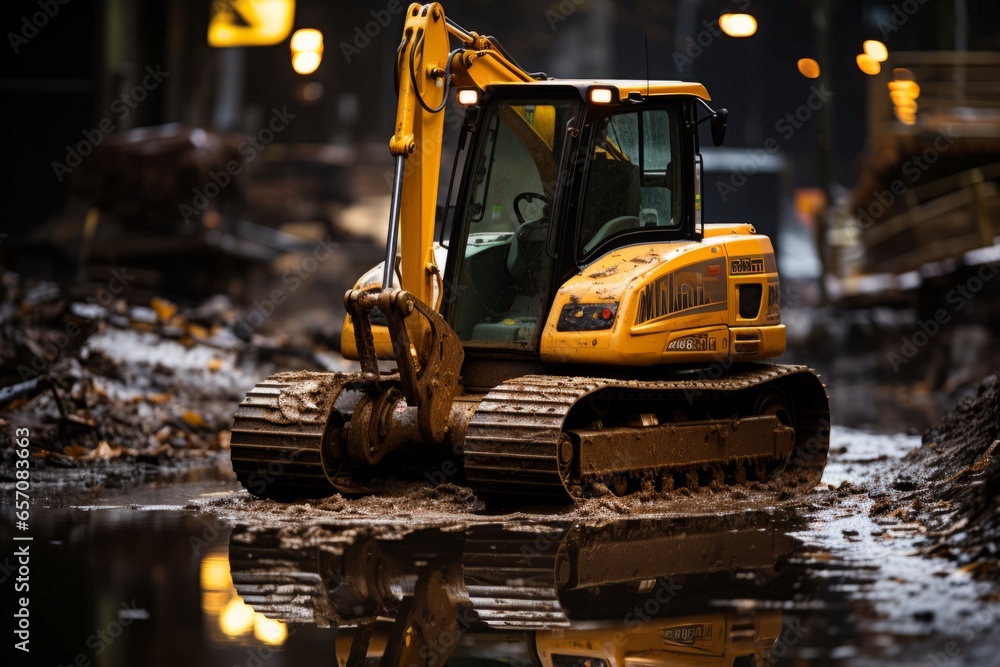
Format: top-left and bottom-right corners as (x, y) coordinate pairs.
(230, 362), (829, 504)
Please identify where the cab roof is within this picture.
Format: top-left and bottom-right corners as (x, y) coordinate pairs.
(488, 79), (711, 101)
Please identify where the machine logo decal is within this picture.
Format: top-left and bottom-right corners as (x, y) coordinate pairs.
(730, 256), (766, 274)
(661, 623), (713, 646)
(635, 261), (727, 326)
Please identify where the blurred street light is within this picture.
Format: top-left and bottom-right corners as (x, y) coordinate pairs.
(291, 28), (323, 75)
(889, 79), (921, 99)
(797, 58), (821, 79)
(254, 615), (288, 645)
(889, 77), (920, 125)
(219, 598), (255, 636)
(208, 0), (296, 47)
(719, 13), (758, 38)
(856, 53), (881, 75)
(864, 39), (889, 62)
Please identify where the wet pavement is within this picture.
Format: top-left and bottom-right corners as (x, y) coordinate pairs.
(2, 428), (999, 666)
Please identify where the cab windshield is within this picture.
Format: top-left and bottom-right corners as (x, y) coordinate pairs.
(464, 101), (563, 234)
(578, 107), (683, 257)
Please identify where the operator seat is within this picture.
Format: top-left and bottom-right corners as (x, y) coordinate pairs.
(580, 159), (641, 253)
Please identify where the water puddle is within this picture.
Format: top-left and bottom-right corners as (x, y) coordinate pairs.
(2, 430), (997, 666)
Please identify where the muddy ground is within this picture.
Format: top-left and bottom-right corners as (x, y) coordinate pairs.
(2, 269), (999, 581)
(2, 269), (999, 664)
(30, 424), (999, 665)
(878, 374), (1000, 579)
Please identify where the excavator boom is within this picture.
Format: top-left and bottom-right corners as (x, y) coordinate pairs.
(386, 3), (537, 310)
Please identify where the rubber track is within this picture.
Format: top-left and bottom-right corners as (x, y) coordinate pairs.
(230, 371), (349, 499)
(228, 532), (329, 625)
(462, 526), (570, 629)
(464, 364), (829, 502)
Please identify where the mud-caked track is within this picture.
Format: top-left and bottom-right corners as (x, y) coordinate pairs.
(231, 365), (830, 504)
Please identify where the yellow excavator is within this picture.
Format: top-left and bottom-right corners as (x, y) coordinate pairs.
(230, 3), (830, 503)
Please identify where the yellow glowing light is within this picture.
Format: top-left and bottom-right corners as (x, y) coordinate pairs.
(457, 88), (479, 105)
(201, 556), (232, 591)
(209, 0), (296, 47)
(890, 90), (911, 106)
(219, 598), (256, 637)
(719, 13), (758, 38)
(797, 58), (821, 79)
(889, 79), (920, 99)
(292, 51), (322, 75)
(291, 29), (323, 75)
(291, 28), (322, 52)
(856, 53), (881, 75)
(863, 39), (888, 62)
(254, 615), (288, 645)
(589, 88), (613, 104)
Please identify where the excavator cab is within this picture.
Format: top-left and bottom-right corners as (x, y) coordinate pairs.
(443, 86), (701, 353)
(445, 94), (573, 346)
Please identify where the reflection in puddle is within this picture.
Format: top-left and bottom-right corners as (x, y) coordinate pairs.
(201, 553), (288, 646)
(12, 435), (996, 667)
(0, 504), (337, 667)
(229, 513), (814, 665)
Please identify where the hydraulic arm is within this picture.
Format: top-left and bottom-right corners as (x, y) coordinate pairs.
(343, 2), (541, 462)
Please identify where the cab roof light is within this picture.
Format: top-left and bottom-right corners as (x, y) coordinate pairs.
(457, 88), (479, 106)
(588, 87), (617, 104)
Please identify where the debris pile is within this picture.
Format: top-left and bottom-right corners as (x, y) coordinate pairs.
(884, 373), (1000, 578)
(0, 271), (332, 493)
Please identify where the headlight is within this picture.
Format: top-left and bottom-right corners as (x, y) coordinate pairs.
(556, 303), (618, 331)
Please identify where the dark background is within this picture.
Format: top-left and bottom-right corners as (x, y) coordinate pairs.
(3, 0), (997, 237)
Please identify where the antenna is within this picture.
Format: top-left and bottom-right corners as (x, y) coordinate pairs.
(644, 34), (650, 97)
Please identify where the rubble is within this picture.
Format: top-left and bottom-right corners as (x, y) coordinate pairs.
(882, 373), (1000, 580)
(0, 270), (351, 499)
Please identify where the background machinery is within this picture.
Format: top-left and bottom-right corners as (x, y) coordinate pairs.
(229, 2), (830, 504)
